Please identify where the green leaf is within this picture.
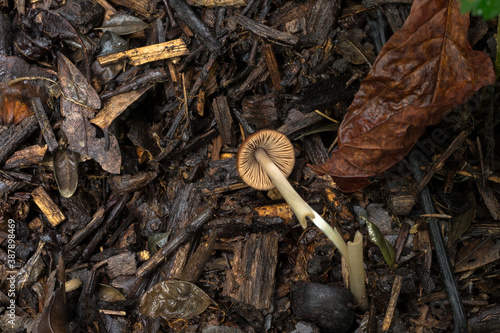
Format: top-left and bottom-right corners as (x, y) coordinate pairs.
(460, 0), (500, 20)
(364, 218), (395, 269)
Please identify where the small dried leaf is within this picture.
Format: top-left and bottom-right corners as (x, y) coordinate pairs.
(96, 284), (127, 302)
(53, 147), (79, 198)
(37, 287), (68, 333)
(96, 13), (149, 35)
(139, 280), (212, 320)
(148, 232), (171, 255)
(97, 31), (128, 57)
(57, 52), (101, 109)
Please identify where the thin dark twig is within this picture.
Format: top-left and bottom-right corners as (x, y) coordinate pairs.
(412, 158), (468, 333)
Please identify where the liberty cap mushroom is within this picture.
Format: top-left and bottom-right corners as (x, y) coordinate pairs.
(236, 129), (314, 228)
(236, 129), (367, 310)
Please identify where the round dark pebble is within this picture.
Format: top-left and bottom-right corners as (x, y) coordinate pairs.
(291, 281), (355, 333)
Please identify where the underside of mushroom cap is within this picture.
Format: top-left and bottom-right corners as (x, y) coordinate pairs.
(236, 129), (295, 191)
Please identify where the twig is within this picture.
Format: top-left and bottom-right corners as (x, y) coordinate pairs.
(382, 275), (403, 332)
(412, 159), (468, 333)
(416, 129), (471, 194)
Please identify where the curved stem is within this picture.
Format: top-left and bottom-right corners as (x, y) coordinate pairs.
(254, 148), (348, 259)
(255, 148), (314, 228)
(254, 148), (367, 310)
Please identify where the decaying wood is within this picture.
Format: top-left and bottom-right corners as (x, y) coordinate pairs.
(187, 0), (246, 7)
(107, 252), (137, 279)
(261, 44), (282, 92)
(108, 171), (158, 194)
(108, 0), (157, 17)
(0, 115), (39, 165)
(136, 207), (214, 277)
(179, 231), (218, 283)
(235, 15), (299, 46)
(32, 97), (58, 152)
(97, 39), (189, 66)
(31, 186), (66, 227)
(212, 96), (234, 146)
(381, 275), (403, 332)
(168, 0), (221, 53)
(416, 130), (471, 194)
(4, 144), (47, 169)
(224, 231), (279, 311)
(81, 194), (131, 261)
(255, 203), (294, 223)
(64, 206), (107, 252)
(100, 68), (169, 100)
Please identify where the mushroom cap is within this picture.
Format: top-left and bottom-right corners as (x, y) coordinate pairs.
(236, 129), (295, 191)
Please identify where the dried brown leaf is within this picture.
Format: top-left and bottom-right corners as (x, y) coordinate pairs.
(60, 97), (121, 174)
(309, 0), (495, 192)
(57, 52), (101, 109)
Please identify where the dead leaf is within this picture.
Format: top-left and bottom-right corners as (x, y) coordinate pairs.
(309, 0), (495, 192)
(455, 238), (500, 272)
(60, 97), (121, 174)
(96, 13), (149, 35)
(53, 147), (79, 198)
(57, 52), (101, 109)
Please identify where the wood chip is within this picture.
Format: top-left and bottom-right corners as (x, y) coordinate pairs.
(97, 39), (189, 66)
(382, 275), (403, 332)
(31, 186), (66, 227)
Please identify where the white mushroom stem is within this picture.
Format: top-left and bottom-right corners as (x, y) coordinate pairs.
(255, 148), (367, 310)
(348, 232), (368, 311)
(254, 148), (349, 260)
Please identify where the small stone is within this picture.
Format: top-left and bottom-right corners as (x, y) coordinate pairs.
(291, 282), (355, 333)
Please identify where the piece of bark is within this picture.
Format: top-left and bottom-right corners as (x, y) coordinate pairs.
(107, 0), (157, 17)
(235, 15), (298, 46)
(64, 205), (107, 252)
(107, 252), (137, 279)
(261, 44), (282, 92)
(81, 194), (131, 260)
(255, 204), (294, 224)
(0, 14), (11, 55)
(241, 94), (280, 129)
(212, 96), (234, 146)
(97, 39), (189, 66)
(100, 68), (168, 100)
(187, 0), (246, 7)
(475, 181), (500, 220)
(381, 275), (403, 332)
(31, 186), (66, 227)
(4, 144), (47, 169)
(136, 207), (214, 277)
(32, 98), (58, 152)
(0, 115), (39, 165)
(300, 0), (340, 46)
(224, 231), (280, 311)
(455, 238), (500, 272)
(394, 222), (410, 263)
(179, 231), (217, 283)
(277, 109), (324, 139)
(229, 58), (268, 101)
(168, 0), (221, 53)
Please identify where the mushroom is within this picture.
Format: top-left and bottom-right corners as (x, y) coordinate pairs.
(237, 129), (367, 310)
